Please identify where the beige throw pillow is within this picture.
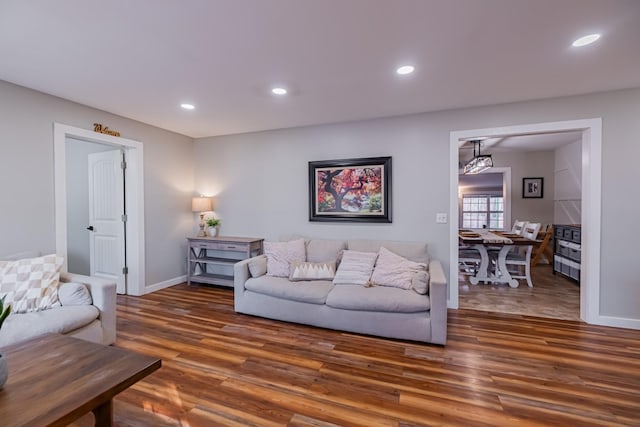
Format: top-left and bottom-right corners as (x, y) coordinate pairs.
(264, 239), (306, 278)
(0, 254), (64, 313)
(411, 270), (430, 295)
(248, 256), (268, 278)
(289, 261), (336, 281)
(370, 247), (427, 290)
(332, 250), (378, 286)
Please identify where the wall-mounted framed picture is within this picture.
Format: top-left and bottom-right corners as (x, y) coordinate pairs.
(309, 156), (392, 223)
(522, 177), (544, 198)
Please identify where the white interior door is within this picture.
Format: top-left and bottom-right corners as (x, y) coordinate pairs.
(88, 150), (126, 294)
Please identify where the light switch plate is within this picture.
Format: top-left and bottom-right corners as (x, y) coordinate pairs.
(436, 213), (448, 224)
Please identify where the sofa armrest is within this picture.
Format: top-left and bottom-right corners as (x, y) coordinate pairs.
(234, 255), (267, 308)
(60, 272), (117, 345)
(428, 260), (448, 345)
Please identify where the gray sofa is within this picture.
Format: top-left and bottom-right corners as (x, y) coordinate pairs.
(234, 239), (447, 345)
(0, 271), (117, 347)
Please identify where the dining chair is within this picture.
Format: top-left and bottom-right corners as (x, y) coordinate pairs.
(495, 222), (541, 287)
(531, 224), (554, 267)
(511, 219), (527, 235)
(459, 246), (482, 277)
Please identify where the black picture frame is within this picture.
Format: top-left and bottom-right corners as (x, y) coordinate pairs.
(522, 177), (544, 198)
(309, 156), (392, 223)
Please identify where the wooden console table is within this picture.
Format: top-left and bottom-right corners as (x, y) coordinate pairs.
(187, 236), (264, 287)
(0, 333), (161, 427)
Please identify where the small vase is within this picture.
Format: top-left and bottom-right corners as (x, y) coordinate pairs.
(0, 354), (8, 389)
(208, 227), (218, 238)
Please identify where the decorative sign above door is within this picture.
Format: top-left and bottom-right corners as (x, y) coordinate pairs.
(93, 123), (121, 137)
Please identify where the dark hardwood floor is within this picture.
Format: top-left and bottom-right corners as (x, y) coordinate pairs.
(459, 264), (581, 321)
(106, 283), (640, 426)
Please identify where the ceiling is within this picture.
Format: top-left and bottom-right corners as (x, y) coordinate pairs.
(1, 0), (639, 139)
(459, 131), (583, 157)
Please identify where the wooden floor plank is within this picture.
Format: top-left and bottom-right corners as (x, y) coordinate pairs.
(111, 283), (640, 426)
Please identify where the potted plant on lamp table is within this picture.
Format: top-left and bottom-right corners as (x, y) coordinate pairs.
(206, 218), (221, 238)
(0, 295), (12, 388)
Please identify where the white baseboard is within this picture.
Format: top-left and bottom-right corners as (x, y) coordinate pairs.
(144, 275), (186, 294)
(593, 315), (640, 330)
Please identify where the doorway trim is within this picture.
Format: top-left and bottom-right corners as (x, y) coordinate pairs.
(54, 123), (146, 296)
(449, 118), (602, 325)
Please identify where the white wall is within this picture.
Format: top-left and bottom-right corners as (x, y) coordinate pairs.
(65, 137), (113, 275)
(194, 88), (640, 322)
(554, 139), (582, 224)
(0, 80), (194, 288)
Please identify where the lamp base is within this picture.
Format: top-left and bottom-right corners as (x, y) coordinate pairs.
(197, 213), (206, 237)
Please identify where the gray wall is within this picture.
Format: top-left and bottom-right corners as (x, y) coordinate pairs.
(492, 151), (555, 226)
(194, 88), (640, 321)
(65, 137), (114, 275)
(0, 80), (194, 288)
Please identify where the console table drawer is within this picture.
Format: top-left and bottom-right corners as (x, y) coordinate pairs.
(191, 241), (246, 251)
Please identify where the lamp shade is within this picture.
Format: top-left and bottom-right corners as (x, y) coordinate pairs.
(192, 197), (213, 212)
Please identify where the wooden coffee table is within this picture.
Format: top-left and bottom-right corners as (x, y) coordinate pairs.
(0, 333), (161, 426)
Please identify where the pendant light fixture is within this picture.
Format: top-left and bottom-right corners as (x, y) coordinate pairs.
(463, 140), (493, 174)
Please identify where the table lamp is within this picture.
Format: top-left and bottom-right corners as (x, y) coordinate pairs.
(192, 196), (213, 237)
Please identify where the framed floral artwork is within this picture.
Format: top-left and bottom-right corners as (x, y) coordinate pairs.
(309, 156), (392, 222)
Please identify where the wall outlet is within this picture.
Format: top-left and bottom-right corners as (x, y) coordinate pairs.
(436, 213), (448, 224)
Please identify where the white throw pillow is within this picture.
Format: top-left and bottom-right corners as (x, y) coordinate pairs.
(332, 250), (378, 286)
(0, 254), (64, 313)
(289, 261), (336, 281)
(371, 247), (427, 290)
(264, 239), (306, 278)
(58, 282), (93, 306)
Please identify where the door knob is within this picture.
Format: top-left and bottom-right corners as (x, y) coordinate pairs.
(87, 226), (94, 231)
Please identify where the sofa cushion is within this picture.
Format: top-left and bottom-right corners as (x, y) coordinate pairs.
(0, 254), (64, 313)
(371, 247), (427, 290)
(332, 250), (377, 286)
(326, 285), (430, 313)
(289, 261), (336, 281)
(264, 239), (306, 277)
(0, 305), (100, 347)
(245, 276), (333, 305)
(347, 240), (429, 264)
(306, 239), (347, 263)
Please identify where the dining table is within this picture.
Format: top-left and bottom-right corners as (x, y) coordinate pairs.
(459, 229), (538, 288)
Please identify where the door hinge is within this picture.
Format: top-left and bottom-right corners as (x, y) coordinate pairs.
(121, 161), (127, 169)
(121, 214), (128, 222)
(122, 266), (129, 275)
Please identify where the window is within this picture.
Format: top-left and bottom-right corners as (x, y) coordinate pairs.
(461, 195), (504, 229)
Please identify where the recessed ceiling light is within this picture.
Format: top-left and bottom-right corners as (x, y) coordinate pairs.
(572, 34), (601, 47)
(180, 103), (195, 110)
(271, 87), (287, 95)
(396, 65), (415, 75)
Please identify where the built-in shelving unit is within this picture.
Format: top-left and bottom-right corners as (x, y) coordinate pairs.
(553, 224), (581, 284)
